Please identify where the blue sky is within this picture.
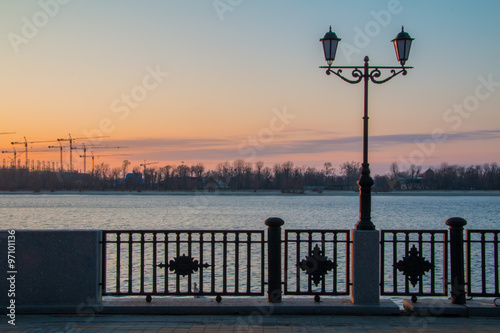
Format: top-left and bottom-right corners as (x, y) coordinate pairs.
(1, 0), (500, 174)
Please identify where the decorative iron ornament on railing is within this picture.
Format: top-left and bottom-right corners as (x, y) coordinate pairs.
(298, 244), (337, 286)
(284, 230), (350, 296)
(466, 230), (500, 297)
(101, 230), (265, 300)
(380, 230), (448, 297)
(394, 244), (435, 287)
(157, 254), (211, 276)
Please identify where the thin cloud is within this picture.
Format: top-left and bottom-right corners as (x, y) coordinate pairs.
(88, 137), (233, 151)
(89, 129), (500, 162)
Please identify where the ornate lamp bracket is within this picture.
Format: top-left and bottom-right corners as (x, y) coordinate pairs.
(323, 65), (411, 85)
(368, 67), (409, 84)
(325, 67), (363, 84)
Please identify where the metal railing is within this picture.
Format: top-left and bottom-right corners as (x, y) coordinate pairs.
(466, 230), (500, 297)
(100, 221), (500, 303)
(283, 230), (350, 296)
(380, 230), (448, 297)
(101, 230), (265, 299)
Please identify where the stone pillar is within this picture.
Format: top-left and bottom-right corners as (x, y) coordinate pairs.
(350, 229), (380, 304)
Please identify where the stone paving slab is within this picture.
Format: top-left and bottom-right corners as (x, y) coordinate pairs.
(2, 314), (500, 332)
(403, 298), (500, 317)
(15, 297), (401, 316)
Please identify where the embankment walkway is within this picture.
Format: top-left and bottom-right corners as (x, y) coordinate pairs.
(3, 313), (500, 332)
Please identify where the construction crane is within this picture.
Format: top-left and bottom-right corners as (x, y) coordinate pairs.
(11, 137), (56, 169)
(86, 153), (131, 175)
(57, 134), (109, 172)
(75, 145), (127, 174)
(48, 142), (65, 171)
(1, 147), (19, 168)
(140, 161), (159, 178)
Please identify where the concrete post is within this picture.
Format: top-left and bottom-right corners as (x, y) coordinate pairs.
(351, 229), (380, 304)
(265, 217), (284, 303)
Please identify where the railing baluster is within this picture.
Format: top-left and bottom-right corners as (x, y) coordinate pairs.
(199, 233), (204, 294)
(164, 233), (169, 293)
(102, 232), (107, 295)
(466, 230), (471, 296)
(283, 231), (289, 294)
(392, 232), (398, 294)
(128, 233), (133, 294)
(495, 233), (499, 296)
(176, 232), (180, 293)
(321, 232), (326, 293)
(295, 232), (300, 293)
(187, 232), (192, 293)
(211, 232), (215, 294)
(140, 232), (145, 294)
(235, 233), (240, 294)
(260, 231), (265, 294)
(443, 231), (448, 295)
(418, 232), (424, 294)
(481, 233), (487, 295)
(430, 233), (436, 294)
(152, 233), (157, 294)
(346, 231), (350, 294)
(116, 232), (121, 294)
(222, 232), (228, 294)
(246, 232), (251, 294)
(307, 231), (312, 294)
(404, 232), (410, 293)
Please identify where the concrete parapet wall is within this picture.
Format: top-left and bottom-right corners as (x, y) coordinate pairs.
(0, 230), (102, 308)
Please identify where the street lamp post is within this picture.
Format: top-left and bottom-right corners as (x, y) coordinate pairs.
(320, 26), (414, 230)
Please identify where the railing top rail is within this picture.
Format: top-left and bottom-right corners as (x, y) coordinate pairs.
(102, 229), (264, 234)
(285, 229), (350, 232)
(381, 229), (446, 233)
(466, 229), (500, 234)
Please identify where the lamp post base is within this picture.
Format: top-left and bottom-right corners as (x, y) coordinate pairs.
(355, 163), (375, 230)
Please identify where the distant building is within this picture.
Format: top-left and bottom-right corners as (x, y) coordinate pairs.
(398, 176), (427, 190)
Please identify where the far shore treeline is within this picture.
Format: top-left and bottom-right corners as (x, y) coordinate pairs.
(0, 160), (499, 193)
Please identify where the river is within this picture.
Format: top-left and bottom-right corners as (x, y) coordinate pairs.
(1, 192), (498, 230)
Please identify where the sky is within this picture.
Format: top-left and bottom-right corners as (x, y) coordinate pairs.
(1, 0), (500, 175)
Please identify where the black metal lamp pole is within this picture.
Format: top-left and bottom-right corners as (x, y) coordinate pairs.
(320, 26), (414, 230)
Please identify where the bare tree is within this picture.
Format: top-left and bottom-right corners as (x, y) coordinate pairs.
(191, 163), (205, 178)
(390, 162), (399, 180)
(340, 161), (360, 190)
(121, 160), (131, 178)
